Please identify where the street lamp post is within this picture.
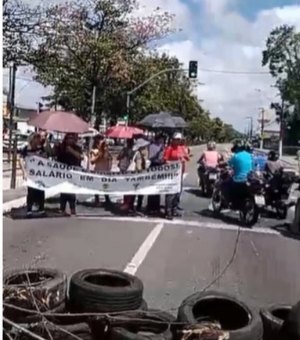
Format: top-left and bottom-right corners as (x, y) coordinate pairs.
(126, 68), (205, 124)
(245, 116), (253, 140)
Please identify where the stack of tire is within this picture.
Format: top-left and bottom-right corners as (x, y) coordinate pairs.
(3, 268), (175, 340)
(3, 268), (300, 340)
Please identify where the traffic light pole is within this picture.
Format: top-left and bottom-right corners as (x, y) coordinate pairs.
(279, 98), (284, 158)
(260, 109), (265, 150)
(126, 67), (188, 124)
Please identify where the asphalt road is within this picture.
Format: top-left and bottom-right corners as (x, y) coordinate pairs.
(3, 144), (300, 314)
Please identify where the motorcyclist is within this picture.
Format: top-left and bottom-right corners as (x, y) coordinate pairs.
(222, 140), (254, 201)
(265, 150), (283, 177)
(198, 141), (223, 192)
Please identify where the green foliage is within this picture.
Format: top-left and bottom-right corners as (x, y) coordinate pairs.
(262, 25), (300, 144)
(5, 0), (238, 141)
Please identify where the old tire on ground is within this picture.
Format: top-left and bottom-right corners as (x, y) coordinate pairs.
(177, 291), (262, 340)
(279, 301), (300, 340)
(3, 268), (67, 324)
(69, 269), (144, 313)
(109, 310), (175, 340)
(260, 304), (291, 340)
(29, 322), (92, 340)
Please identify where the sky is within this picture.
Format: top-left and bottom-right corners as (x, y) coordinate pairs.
(3, 0), (300, 131)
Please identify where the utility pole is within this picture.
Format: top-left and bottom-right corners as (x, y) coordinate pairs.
(91, 85), (96, 127)
(8, 62), (17, 163)
(260, 108), (265, 150)
(245, 116), (253, 140)
(279, 98), (284, 158)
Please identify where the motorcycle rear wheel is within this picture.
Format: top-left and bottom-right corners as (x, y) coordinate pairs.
(240, 198), (259, 227)
(212, 188), (223, 213)
(276, 205), (288, 220)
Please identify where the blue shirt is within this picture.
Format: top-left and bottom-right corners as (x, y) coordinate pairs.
(229, 151), (254, 182)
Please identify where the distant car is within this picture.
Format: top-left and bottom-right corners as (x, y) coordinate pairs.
(3, 133), (29, 152)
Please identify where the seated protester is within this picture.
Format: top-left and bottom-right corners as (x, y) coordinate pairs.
(55, 133), (83, 215)
(19, 133), (46, 216)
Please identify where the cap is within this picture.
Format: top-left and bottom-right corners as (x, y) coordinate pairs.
(173, 132), (183, 139)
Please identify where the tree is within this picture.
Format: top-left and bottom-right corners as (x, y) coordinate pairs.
(262, 25), (300, 144)
(3, 0), (43, 66)
(26, 0), (175, 124)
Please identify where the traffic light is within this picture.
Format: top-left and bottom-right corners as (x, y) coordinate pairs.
(188, 60), (198, 78)
(271, 102), (283, 122)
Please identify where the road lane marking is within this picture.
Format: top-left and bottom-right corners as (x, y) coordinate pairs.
(123, 223), (164, 275)
(78, 216), (281, 236)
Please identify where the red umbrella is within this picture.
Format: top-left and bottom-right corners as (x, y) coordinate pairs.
(28, 110), (90, 134)
(105, 125), (144, 139)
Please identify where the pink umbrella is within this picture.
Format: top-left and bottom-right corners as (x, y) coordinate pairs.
(28, 110), (90, 134)
(105, 125), (144, 139)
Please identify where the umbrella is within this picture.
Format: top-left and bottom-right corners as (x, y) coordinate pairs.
(138, 112), (186, 129)
(173, 116), (187, 128)
(28, 110), (90, 134)
(105, 125), (144, 139)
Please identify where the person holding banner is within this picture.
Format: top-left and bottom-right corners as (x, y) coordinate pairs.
(55, 133), (83, 215)
(118, 139), (135, 211)
(147, 134), (165, 215)
(164, 132), (187, 220)
(20, 133), (46, 216)
(90, 135), (112, 207)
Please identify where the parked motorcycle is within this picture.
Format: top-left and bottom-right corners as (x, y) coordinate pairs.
(264, 169), (296, 219)
(198, 166), (220, 197)
(212, 170), (265, 227)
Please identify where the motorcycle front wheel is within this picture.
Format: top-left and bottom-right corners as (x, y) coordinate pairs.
(240, 198), (259, 227)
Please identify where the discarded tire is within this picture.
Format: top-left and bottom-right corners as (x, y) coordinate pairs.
(279, 301), (300, 340)
(177, 291), (262, 340)
(109, 310), (175, 340)
(69, 269), (144, 312)
(29, 322), (93, 340)
(260, 304), (291, 340)
(3, 268), (67, 324)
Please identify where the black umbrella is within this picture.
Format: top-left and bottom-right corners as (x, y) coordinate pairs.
(139, 112), (186, 129)
(173, 116), (187, 128)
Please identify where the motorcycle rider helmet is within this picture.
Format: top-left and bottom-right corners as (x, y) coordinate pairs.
(245, 141), (253, 153)
(207, 141), (216, 151)
(231, 139), (243, 153)
(268, 150), (279, 161)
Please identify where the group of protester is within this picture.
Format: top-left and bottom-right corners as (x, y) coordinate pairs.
(20, 130), (191, 220)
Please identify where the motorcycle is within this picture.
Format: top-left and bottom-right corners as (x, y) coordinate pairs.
(212, 170), (265, 227)
(197, 164), (221, 197)
(264, 169), (296, 219)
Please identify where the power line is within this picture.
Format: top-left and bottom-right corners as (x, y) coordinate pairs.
(198, 67), (270, 75)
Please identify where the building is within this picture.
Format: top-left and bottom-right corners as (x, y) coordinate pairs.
(3, 93), (36, 134)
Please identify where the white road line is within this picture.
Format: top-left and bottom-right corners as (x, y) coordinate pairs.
(78, 215), (281, 236)
(123, 223), (164, 275)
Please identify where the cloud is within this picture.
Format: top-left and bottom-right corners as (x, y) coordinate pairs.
(158, 2), (300, 131)
(3, 0), (300, 132)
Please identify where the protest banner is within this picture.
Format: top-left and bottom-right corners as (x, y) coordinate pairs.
(25, 156), (182, 195)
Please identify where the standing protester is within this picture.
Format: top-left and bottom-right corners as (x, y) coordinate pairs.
(19, 133), (46, 216)
(117, 139), (135, 211)
(55, 133), (83, 215)
(39, 129), (53, 158)
(164, 132), (187, 220)
(90, 135), (112, 207)
(132, 138), (150, 213)
(147, 134), (165, 215)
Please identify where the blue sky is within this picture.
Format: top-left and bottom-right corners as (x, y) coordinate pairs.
(3, 0), (300, 131)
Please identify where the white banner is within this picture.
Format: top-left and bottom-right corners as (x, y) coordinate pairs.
(25, 156), (182, 195)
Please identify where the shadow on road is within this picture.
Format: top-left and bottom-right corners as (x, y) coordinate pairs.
(271, 224), (300, 241)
